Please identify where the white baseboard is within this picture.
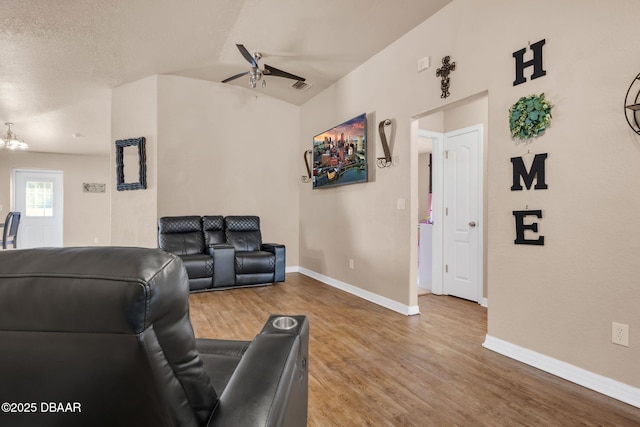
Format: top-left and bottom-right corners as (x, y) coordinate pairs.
(480, 297), (488, 307)
(290, 267), (420, 316)
(483, 335), (640, 409)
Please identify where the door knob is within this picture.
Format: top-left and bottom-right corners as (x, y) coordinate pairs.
(469, 221), (477, 227)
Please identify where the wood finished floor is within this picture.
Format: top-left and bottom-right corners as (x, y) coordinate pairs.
(189, 273), (640, 426)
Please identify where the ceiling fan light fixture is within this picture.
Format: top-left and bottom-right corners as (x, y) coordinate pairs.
(249, 66), (264, 88)
(222, 44), (306, 91)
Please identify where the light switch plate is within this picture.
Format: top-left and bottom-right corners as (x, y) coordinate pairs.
(418, 56), (431, 72)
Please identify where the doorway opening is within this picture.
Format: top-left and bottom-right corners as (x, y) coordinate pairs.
(12, 169), (64, 248)
(411, 93), (488, 306)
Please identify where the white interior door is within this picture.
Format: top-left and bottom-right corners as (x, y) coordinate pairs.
(442, 125), (482, 302)
(13, 170), (64, 248)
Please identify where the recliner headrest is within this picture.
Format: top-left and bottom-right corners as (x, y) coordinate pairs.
(0, 247), (187, 334)
(158, 216), (202, 234)
(224, 216), (260, 232)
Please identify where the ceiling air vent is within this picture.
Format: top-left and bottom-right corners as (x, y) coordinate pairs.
(291, 80), (311, 92)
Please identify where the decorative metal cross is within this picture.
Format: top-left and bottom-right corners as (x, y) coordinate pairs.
(436, 56), (456, 98)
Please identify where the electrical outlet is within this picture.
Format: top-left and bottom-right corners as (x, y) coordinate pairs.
(612, 322), (629, 347)
(349, 259), (354, 269)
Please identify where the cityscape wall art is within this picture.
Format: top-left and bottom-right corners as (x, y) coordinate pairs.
(312, 113), (368, 189)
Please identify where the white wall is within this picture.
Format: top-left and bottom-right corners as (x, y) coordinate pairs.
(299, 0), (640, 391)
(110, 75), (301, 261)
(111, 76), (158, 247)
(156, 75), (301, 264)
(0, 151), (111, 246)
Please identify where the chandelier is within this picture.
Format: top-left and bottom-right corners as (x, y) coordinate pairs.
(0, 122), (28, 150)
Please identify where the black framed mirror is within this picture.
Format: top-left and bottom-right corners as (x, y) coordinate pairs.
(115, 137), (147, 191)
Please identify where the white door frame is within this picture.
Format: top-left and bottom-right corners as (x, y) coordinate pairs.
(418, 130), (445, 295)
(429, 125), (483, 303)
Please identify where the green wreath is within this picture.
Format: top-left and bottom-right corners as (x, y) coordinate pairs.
(508, 93), (553, 140)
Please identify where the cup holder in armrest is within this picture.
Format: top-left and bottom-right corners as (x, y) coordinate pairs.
(272, 316), (298, 330)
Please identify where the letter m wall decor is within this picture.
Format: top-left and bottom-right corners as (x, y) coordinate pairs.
(510, 153), (548, 191)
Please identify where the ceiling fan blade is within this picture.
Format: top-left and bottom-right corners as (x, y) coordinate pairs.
(236, 44), (258, 68)
(222, 71), (249, 83)
(263, 64), (305, 82)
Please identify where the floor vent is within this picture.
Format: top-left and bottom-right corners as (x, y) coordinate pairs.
(291, 80), (311, 91)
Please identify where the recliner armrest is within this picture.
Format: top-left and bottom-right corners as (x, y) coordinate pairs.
(207, 316), (308, 427)
(209, 244), (235, 287)
(262, 243), (285, 282)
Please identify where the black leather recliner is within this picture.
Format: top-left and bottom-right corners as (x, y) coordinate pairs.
(158, 215), (286, 292)
(157, 215), (219, 291)
(0, 247), (308, 427)
(225, 216), (286, 286)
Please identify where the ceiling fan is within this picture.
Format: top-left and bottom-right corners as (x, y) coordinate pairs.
(222, 44), (306, 88)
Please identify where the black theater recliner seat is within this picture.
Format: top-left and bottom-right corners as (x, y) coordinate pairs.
(158, 215), (286, 292)
(225, 215), (286, 287)
(0, 247), (308, 427)
(157, 215), (225, 291)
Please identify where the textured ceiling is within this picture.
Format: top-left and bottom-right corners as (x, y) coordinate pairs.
(0, 0), (451, 155)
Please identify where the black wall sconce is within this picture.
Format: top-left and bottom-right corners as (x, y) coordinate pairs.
(377, 119), (393, 168)
(624, 72), (640, 135)
(301, 149), (312, 183)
